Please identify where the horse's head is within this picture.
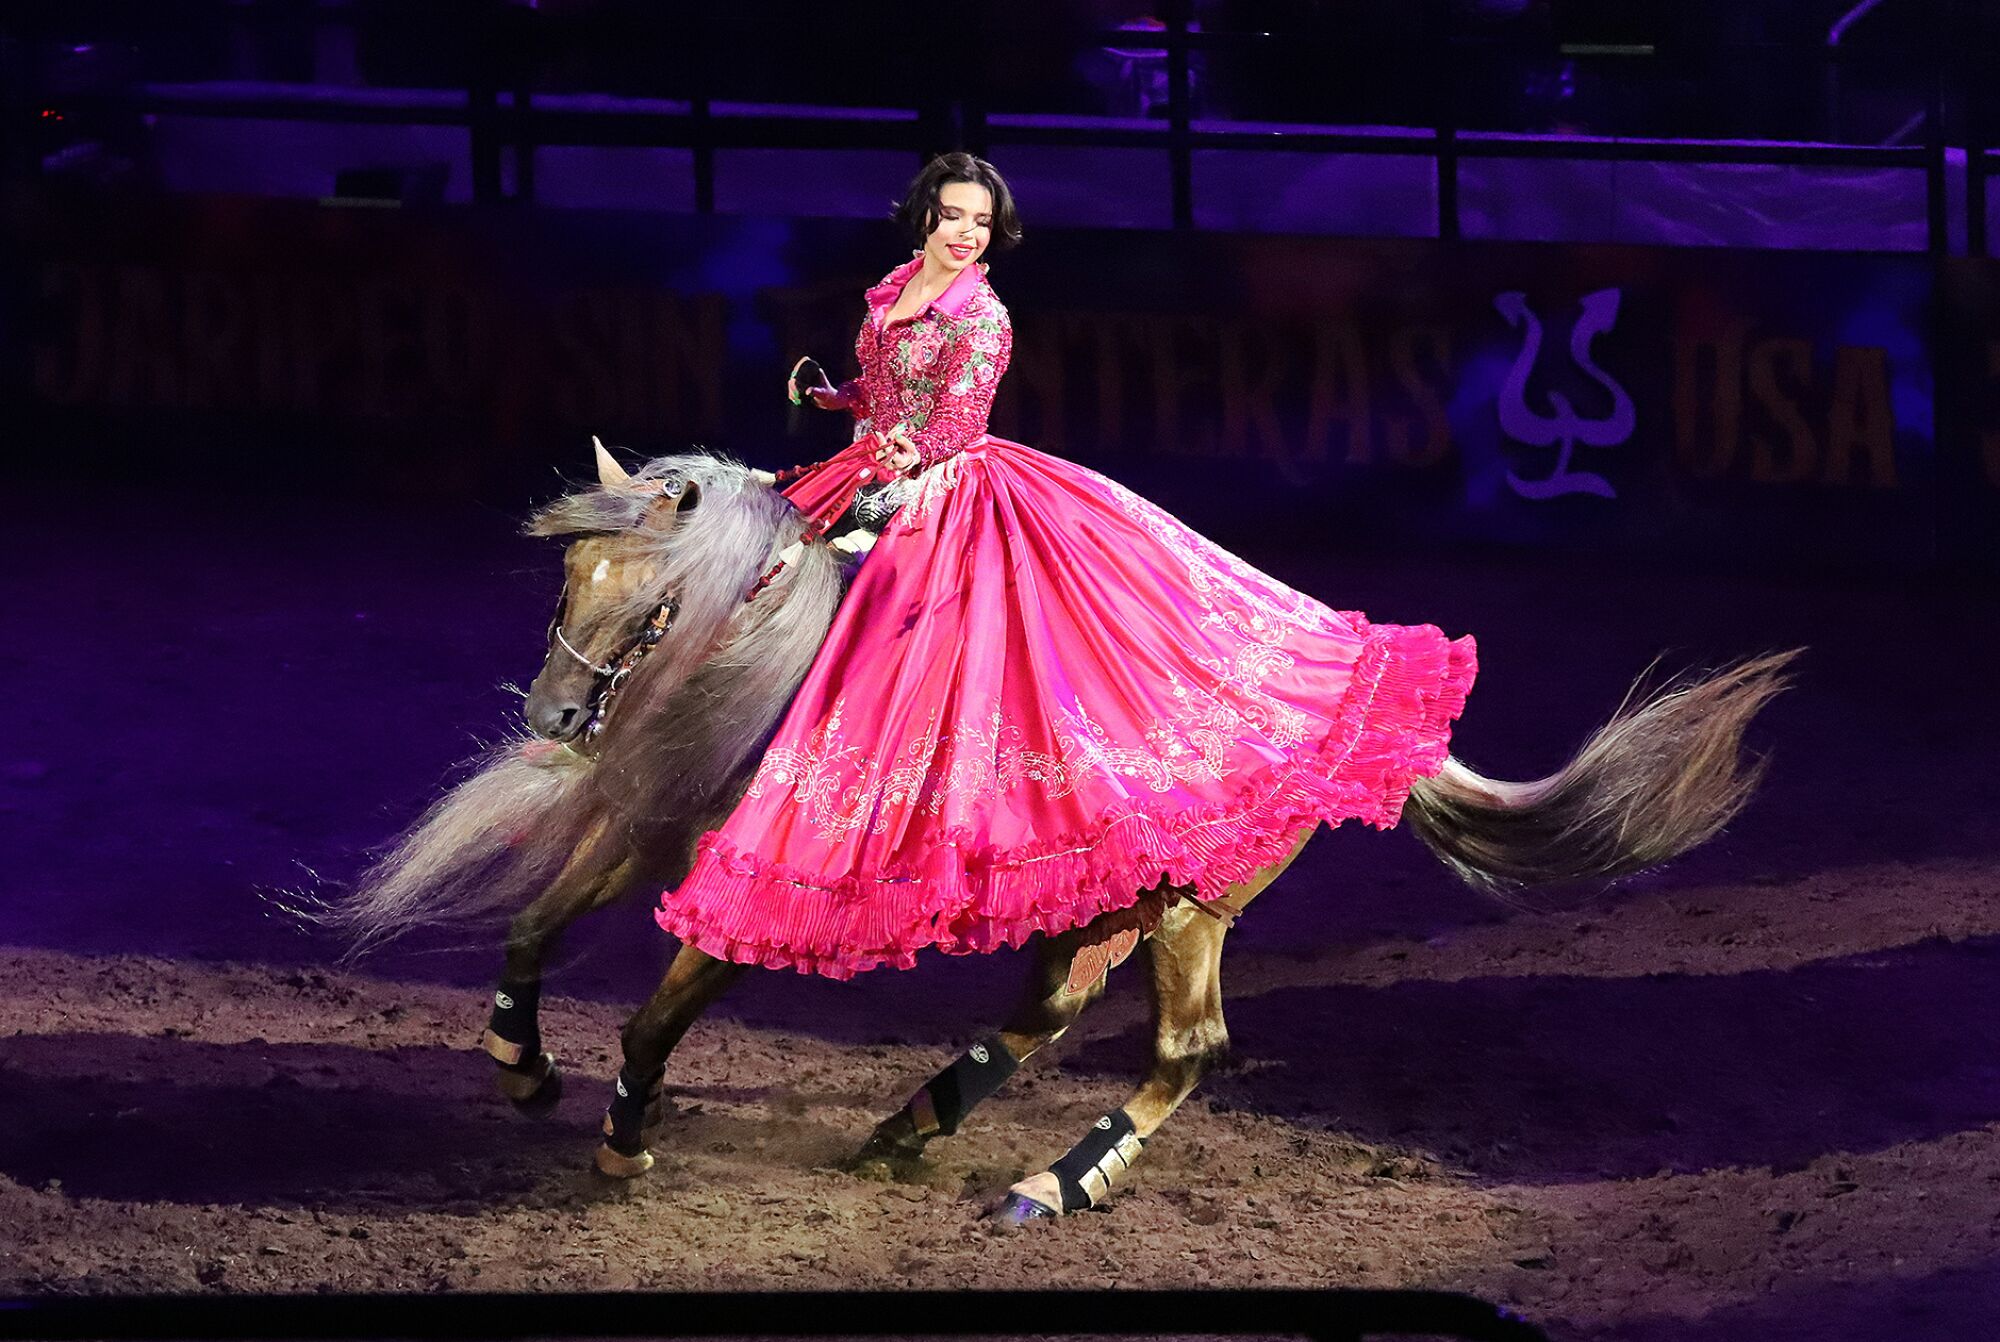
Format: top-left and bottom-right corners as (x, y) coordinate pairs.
(521, 440), (714, 747)
(318, 441), (841, 955)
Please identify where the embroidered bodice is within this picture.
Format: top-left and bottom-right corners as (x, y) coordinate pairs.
(840, 257), (1013, 469)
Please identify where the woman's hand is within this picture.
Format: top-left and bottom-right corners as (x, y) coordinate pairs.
(872, 427), (921, 476)
(789, 356), (842, 409)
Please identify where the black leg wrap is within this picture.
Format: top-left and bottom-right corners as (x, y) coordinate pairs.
(603, 1065), (662, 1157)
(486, 980), (542, 1066)
(916, 1035), (1019, 1136)
(1049, 1109), (1144, 1213)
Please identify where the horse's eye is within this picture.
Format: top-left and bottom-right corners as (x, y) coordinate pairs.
(660, 476), (684, 497)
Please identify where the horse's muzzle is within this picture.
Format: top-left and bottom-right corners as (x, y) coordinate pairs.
(525, 698), (588, 742)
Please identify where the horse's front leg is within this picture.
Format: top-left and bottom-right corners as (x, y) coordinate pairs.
(595, 942), (747, 1178)
(998, 826), (1314, 1223)
(481, 817), (635, 1114)
(848, 920), (1119, 1181)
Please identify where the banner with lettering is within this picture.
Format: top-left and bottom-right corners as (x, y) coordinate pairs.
(994, 235), (1933, 568)
(4, 188), (1946, 570)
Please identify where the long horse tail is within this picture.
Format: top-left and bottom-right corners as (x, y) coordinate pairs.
(1403, 650), (1799, 893)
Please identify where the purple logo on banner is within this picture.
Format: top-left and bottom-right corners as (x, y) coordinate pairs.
(1494, 288), (1635, 501)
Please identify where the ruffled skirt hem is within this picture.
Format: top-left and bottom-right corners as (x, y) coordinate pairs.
(655, 620), (1476, 979)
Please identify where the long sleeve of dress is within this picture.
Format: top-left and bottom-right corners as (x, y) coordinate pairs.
(838, 377), (871, 422)
(907, 304), (1012, 468)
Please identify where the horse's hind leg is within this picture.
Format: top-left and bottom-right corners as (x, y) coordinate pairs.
(991, 902), (1224, 1221)
(847, 920), (1118, 1180)
(595, 942), (747, 1178)
(997, 825), (1313, 1222)
(483, 818), (633, 1114)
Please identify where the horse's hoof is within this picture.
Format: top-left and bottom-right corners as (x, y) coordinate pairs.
(593, 1142), (655, 1179)
(990, 1191), (1060, 1228)
(846, 1153), (911, 1184)
(843, 1111), (930, 1182)
(847, 1156), (889, 1183)
(843, 1137), (930, 1184)
(512, 1058), (563, 1117)
(495, 1052), (562, 1114)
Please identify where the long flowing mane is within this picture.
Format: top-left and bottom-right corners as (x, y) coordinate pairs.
(314, 454), (846, 954)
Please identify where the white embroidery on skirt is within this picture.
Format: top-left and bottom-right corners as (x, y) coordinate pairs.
(1096, 476), (1335, 747)
(749, 691), (1251, 841)
(746, 473), (1344, 841)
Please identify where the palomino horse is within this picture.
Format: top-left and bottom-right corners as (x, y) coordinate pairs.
(330, 444), (1792, 1222)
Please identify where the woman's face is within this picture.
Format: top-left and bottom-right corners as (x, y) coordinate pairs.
(924, 181), (993, 274)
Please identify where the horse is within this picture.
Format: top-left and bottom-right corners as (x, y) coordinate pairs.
(323, 442), (1794, 1223)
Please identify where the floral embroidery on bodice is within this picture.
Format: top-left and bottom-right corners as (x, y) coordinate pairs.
(840, 258), (1013, 470)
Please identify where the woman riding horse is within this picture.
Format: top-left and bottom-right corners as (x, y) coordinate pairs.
(334, 153), (1791, 1223)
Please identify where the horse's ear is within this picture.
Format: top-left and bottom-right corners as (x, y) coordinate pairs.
(593, 435), (633, 491)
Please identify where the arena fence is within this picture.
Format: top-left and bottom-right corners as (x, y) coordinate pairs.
(5, 1), (1993, 253)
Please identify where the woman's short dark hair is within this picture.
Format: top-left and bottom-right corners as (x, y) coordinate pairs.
(894, 152), (1023, 251)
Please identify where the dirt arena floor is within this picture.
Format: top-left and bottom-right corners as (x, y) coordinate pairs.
(2, 493), (1996, 1340)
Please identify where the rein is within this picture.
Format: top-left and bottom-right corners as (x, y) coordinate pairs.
(550, 444), (881, 744)
(742, 434), (895, 599)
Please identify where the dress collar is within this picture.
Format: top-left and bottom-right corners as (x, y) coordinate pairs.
(865, 256), (987, 324)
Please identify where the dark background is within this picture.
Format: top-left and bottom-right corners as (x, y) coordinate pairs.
(2, 5), (1998, 1337)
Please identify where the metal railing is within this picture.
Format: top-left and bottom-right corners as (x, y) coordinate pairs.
(5, 0), (1993, 255)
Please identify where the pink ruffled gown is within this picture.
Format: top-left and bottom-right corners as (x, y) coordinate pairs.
(658, 257), (1477, 978)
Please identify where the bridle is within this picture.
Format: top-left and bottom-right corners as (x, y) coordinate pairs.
(538, 453), (857, 745)
(543, 534), (792, 744)
(546, 588), (681, 744)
